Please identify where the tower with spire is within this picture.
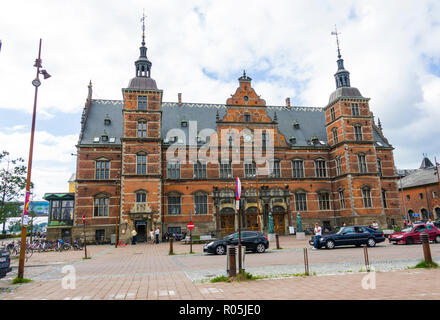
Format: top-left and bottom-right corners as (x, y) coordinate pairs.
(332, 25), (351, 88)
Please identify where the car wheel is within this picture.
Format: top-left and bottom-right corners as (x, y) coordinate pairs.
(406, 237), (414, 245)
(215, 245), (226, 255)
(367, 238), (376, 247)
(435, 235), (440, 243)
(325, 240), (335, 249)
(256, 243), (266, 253)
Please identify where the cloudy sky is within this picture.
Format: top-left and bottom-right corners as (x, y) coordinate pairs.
(0, 0), (439, 200)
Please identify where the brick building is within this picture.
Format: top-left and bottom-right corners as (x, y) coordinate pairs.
(399, 156), (440, 222)
(65, 23), (403, 243)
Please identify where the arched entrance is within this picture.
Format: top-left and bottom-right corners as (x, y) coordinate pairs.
(408, 209), (414, 221)
(421, 208), (429, 220)
(272, 206), (286, 234)
(435, 207), (440, 220)
(245, 206), (259, 231)
(220, 207), (235, 235)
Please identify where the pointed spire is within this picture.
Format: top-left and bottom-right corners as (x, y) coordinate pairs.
(135, 10), (152, 78)
(377, 118), (383, 131)
(331, 25), (350, 88)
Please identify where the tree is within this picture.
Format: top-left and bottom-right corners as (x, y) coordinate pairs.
(0, 151), (29, 234)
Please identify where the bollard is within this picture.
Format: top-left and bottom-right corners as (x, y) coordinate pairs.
(228, 246), (236, 277)
(276, 234), (280, 249)
(420, 233), (432, 263)
(303, 248), (309, 275)
(363, 246), (370, 271)
(169, 236), (174, 255)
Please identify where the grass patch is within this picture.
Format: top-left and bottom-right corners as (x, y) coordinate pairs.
(82, 256), (92, 260)
(11, 277), (33, 285)
(210, 271), (265, 283)
(412, 260), (439, 269)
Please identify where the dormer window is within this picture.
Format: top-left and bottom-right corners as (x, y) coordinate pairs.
(101, 135), (109, 142)
(104, 118), (111, 126)
(311, 136), (319, 144)
(293, 121), (300, 129)
(181, 120), (188, 128)
(289, 136), (296, 144)
(244, 114), (251, 122)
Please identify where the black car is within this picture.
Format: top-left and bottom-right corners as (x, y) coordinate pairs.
(309, 226), (385, 249)
(203, 231), (269, 255)
(0, 248), (12, 279)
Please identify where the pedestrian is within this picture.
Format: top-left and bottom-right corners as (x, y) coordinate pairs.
(343, 223), (346, 227)
(150, 229), (154, 244)
(372, 220), (379, 230)
(427, 218), (434, 226)
(155, 226), (160, 244)
(313, 223), (322, 250)
(408, 220), (413, 227)
(131, 228), (137, 245)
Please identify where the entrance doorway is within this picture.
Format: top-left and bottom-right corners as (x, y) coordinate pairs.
(220, 214), (235, 235)
(245, 213), (259, 231)
(273, 213), (285, 235)
(135, 221), (147, 242)
(435, 208), (440, 220)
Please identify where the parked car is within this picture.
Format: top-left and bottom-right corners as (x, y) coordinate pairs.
(0, 247), (12, 279)
(389, 223), (440, 245)
(309, 226), (385, 249)
(203, 231), (269, 255)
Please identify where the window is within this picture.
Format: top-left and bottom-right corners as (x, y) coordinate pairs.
(262, 132), (267, 149)
(95, 160), (110, 180)
(330, 107), (335, 121)
(295, 193), (307, 211)
(339, 190), (346, 209)
(270, 160), (281, 178)
(377, 159), (382, 176)
(406, 195), (410, 200)
(137, 121), (147, 138)
(354, 125), (363, 141)
(51, 201), (60, 221)
(138, 96), (148, 110)
(61, 200), (73, 220)
(137, 154), (147, 174)
(358, 154), (367, 173)
(433, 191), (438, 199)
(101, 135), (109, 142)
(332, 127), (338, 144)
(181, 120), (188, 128)
(315, 159), (327, 177)
(318, 192), (331, 210)
(194, 193), (208, 214)
(168, 194), (181, 215)
(244, 114), (251, 122)
(362, 187), (372, 208)
(382, 189), (387, 208)
(292, 160), (304, 178)
(335, 156), (342, 176)
(351, 103), (360, 116)
(94, 196), (109, 217)
(136, 192), (147, 203)
(220, 161), (232, 179)
(167, 161), (180, 179)
(244, 161), (256, 178)
(194, 161), (206, 179)
(419, 193), (423, 200)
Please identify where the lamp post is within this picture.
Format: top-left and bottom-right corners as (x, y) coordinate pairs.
(18, 39), (51, 279)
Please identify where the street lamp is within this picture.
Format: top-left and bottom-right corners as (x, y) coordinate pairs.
(18, 39), (51, 279)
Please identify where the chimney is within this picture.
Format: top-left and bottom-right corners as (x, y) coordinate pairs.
(178, 93), (182, 106)
(87, 80), (93, 102)
(286, 97), (291, 109)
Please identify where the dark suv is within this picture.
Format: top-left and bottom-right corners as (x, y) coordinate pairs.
(203, 231), (269, 255)
(0, 248), (12, 279)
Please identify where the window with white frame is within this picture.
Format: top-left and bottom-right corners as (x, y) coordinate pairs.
(315, 159), (327, 177)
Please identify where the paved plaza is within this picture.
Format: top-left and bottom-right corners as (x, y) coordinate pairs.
(0, 236), (439, 300)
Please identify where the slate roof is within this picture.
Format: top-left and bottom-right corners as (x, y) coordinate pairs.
(328, 86), (366, 106)
(399, 167), (439, 189)
(79, 99), (391, 148)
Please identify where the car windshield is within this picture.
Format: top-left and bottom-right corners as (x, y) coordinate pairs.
(401, 227), (412, 232)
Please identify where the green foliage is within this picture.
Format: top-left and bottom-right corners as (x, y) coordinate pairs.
(393, 226), (402, 232)
(0, 151), (32, 234)
(414, 260), (438, 269)
(11, 277), (33, 285)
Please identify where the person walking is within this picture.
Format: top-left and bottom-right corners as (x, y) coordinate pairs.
(427, 218), (434, 226)
(155, 226), (160, 244)
(371, 220), (379, 230)
(131, 228), (137, 245)
(313, 223), (322, 250)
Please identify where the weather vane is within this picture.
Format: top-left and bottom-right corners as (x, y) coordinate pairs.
(141, 9), (146, 46)
(331, 25), (341, 59)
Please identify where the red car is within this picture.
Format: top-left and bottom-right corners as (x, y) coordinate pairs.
(389, 223), (440, 245)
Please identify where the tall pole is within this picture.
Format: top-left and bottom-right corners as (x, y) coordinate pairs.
(399, 174), (408, 223)
(255, 173), (261, 233)
(18, 39), (42, 279)
(238, 198), (242, 273)
(435, 157), (440, 216)
(190, 209), (193, 254)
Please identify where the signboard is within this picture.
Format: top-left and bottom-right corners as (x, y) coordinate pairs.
(413, 213), (420, 217)
(236, 177), (241, 200)
(29, 201), (49, 216)
(187, 222), (195, 230)
(289, 226), (295, 234)
(236, 200), (240, 210)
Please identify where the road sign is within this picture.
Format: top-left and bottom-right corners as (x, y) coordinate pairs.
(236, 177), (241, 200)
(82, 215), (85, 223)
(187, 222), (195, 230)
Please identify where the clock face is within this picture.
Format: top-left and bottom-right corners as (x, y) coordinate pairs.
(244, 134), (252, 143)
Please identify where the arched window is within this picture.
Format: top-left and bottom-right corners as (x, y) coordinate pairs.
(332, 127), (338, 144)
(94, 193), (109, 217)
